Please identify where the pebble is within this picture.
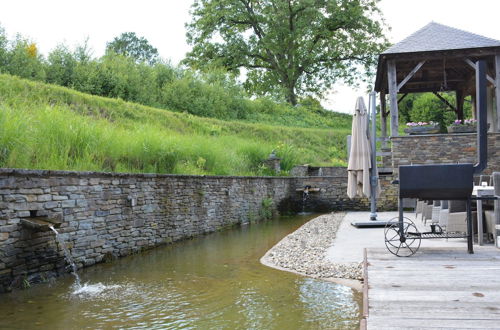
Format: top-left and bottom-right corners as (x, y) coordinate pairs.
(261, 212), (362, 280)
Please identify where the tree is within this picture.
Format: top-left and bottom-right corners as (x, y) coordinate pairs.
(6, 37), (46, 81)
(185, 0), (387, 105)
(407, 93), (472, 131)
(46, 44), (77, 86)
(0, 25), (8, 71)
(106, 32), (159, 65)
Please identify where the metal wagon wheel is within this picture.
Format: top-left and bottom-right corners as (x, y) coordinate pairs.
(384, 217), (421, 257)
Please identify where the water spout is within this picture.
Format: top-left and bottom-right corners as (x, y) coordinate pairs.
(301, 185), (311, 214)
(49, 225), (81, 288)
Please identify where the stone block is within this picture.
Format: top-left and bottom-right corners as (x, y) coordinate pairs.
(52, 195), (68, 201)
(76, 199), (88, 207)
(90, 240), (105, 248)
(44, 201), (59, 209)
(61, 200), (76, 208)
(19, 188), (44, 195)
(37, 194), (52, 202)
(78, 221), (93, 230)
(95, 210), (109, 217)
(12, 202), (44, 211)
(16, 211), (31, 218)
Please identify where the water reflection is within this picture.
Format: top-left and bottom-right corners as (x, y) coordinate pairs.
(0, 214), (361, 329)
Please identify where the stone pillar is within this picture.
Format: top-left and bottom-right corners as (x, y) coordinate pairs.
(264, 151), (281, 174)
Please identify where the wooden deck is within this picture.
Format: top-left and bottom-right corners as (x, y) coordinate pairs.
(363, 248), (500, 329)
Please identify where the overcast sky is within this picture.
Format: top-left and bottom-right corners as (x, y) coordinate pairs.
(1, 0), (499, 114)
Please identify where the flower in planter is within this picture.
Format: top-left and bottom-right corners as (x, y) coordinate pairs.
(451, 118), (477, 126)
(406, 121), (438, 127)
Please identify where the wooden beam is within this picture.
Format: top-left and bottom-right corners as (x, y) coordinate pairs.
(464, 58), (496, 86)
(387, 60), (399, 137)
(397, 93), (408, 104)
(495, 55), (500, 132)
(471, 94), (477, 119)
(404, 79), (465, 85)
(397, 61), (425, 92)
(399, 86), (459, 94)
(380, 92), (387, 146)
(456, 89), (465, 121)
(432, 92), (457, 113)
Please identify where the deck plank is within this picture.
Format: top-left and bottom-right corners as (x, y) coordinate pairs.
(365, 248), (500, 329)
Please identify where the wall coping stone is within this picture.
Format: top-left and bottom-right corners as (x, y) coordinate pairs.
(391, 132), (500, 140)
(0, 168), (349, 180)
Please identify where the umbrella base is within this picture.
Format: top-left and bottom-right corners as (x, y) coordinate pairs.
(351, 220), (391, 228)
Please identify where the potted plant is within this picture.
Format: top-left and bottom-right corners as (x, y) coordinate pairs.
(404, 121), (441, 135)
(447, 119), (481, 133)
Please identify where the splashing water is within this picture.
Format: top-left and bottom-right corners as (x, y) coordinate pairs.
(71, 282), (124, 298)
(49, 225), (81, 288)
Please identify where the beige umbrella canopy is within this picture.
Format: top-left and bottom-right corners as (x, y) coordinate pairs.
(347, 97), (372, 199)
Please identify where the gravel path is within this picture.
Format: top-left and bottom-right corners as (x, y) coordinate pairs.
(260, 212), (363, 284)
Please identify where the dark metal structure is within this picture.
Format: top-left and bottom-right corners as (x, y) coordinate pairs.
(385, 60), (489, 256)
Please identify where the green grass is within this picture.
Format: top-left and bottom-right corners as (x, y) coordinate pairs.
(0, 74), (351, 175)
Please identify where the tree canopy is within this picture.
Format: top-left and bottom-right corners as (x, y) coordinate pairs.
(106, 32), (159, 65)
(185, 0), (388, 105)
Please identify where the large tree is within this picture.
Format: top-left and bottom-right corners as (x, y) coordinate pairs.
(185, 0), (387, 105)
(106, 32), (159, 65)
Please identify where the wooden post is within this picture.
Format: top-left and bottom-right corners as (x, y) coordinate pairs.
(495, 54), (500, 131)
(471, 94), (477, 120)
(387, 60), (399, 137)
(380, 92), (387, 146)
(487, 86), (495, 133)
(456, 89), (465, 121)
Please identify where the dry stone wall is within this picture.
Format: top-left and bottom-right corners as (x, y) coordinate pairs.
(0, 168), (395, 293)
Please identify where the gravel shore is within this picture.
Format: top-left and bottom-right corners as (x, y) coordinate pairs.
(260, 212), (363, 286)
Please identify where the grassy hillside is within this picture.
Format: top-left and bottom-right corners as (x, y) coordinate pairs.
(0, 74), (351, 176)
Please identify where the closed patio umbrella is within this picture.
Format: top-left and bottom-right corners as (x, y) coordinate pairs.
(347, 97), (372, 199)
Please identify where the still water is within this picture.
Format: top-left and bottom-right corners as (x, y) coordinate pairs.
(0, 214), (361, 329)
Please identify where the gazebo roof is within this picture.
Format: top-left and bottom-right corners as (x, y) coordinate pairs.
(383, 22), (500, 55)
(375, 22), (500, 93)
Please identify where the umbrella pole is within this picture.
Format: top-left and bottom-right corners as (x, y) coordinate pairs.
(369, 91), (378, 221)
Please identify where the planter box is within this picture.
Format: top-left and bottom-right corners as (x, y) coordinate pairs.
(404, 126), (441, 135)
(447, 124), (488, 134)
(447, 125), (476, 134)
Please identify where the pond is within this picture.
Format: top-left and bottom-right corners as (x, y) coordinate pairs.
(0, 214), (361, 329)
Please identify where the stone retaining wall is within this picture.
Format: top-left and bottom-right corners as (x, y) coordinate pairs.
(391, 133), (500, 174)
(0, 168), (395, 292)
(292, 175), (397, 213)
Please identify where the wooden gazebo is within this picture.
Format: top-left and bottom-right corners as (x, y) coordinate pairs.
(374, 22), (500, 137)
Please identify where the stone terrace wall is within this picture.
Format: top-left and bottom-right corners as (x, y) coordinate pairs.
(0, 168), (396, 292)
(0, 169), (296, 292)
(391, 133), (500, 174)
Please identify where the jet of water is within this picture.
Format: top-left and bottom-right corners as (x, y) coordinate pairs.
(49, 225), (81, 288)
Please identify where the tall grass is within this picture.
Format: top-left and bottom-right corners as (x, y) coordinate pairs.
(0, 74), (350, 175)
